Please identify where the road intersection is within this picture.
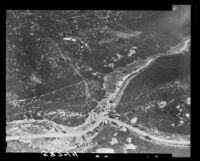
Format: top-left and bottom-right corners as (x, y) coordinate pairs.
(6, 37), (190, 148)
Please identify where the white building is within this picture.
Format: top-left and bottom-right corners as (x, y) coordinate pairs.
(130, 117), (138, 124)
(158, 101), (167, 109)
(120, 127), (127, 132)
(124, 144), (137, 150)
(126, 137), (132, 143)
(185, 113), (190, 118)
(185, 97), (191, 105)
(110, 137), (118, 145)
(63, 37), (77, 42)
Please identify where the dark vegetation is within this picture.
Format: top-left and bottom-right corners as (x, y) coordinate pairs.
(7, 10), (190, 129)
(117, 54), (190, 135)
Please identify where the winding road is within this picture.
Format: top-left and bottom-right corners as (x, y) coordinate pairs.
(6, 37), (190, 148)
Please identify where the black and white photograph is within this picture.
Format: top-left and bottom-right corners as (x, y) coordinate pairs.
(6, 6), (191, 158)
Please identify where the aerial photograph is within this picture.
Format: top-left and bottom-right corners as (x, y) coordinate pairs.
(6, 6), (190, 157)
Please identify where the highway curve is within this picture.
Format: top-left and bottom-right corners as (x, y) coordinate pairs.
(6, 37), (190, 148)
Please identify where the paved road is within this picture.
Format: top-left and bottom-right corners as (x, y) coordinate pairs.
(6, 37), (190, 148)
(6, 113), (108, 141)
(108, 118), (190, 147)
